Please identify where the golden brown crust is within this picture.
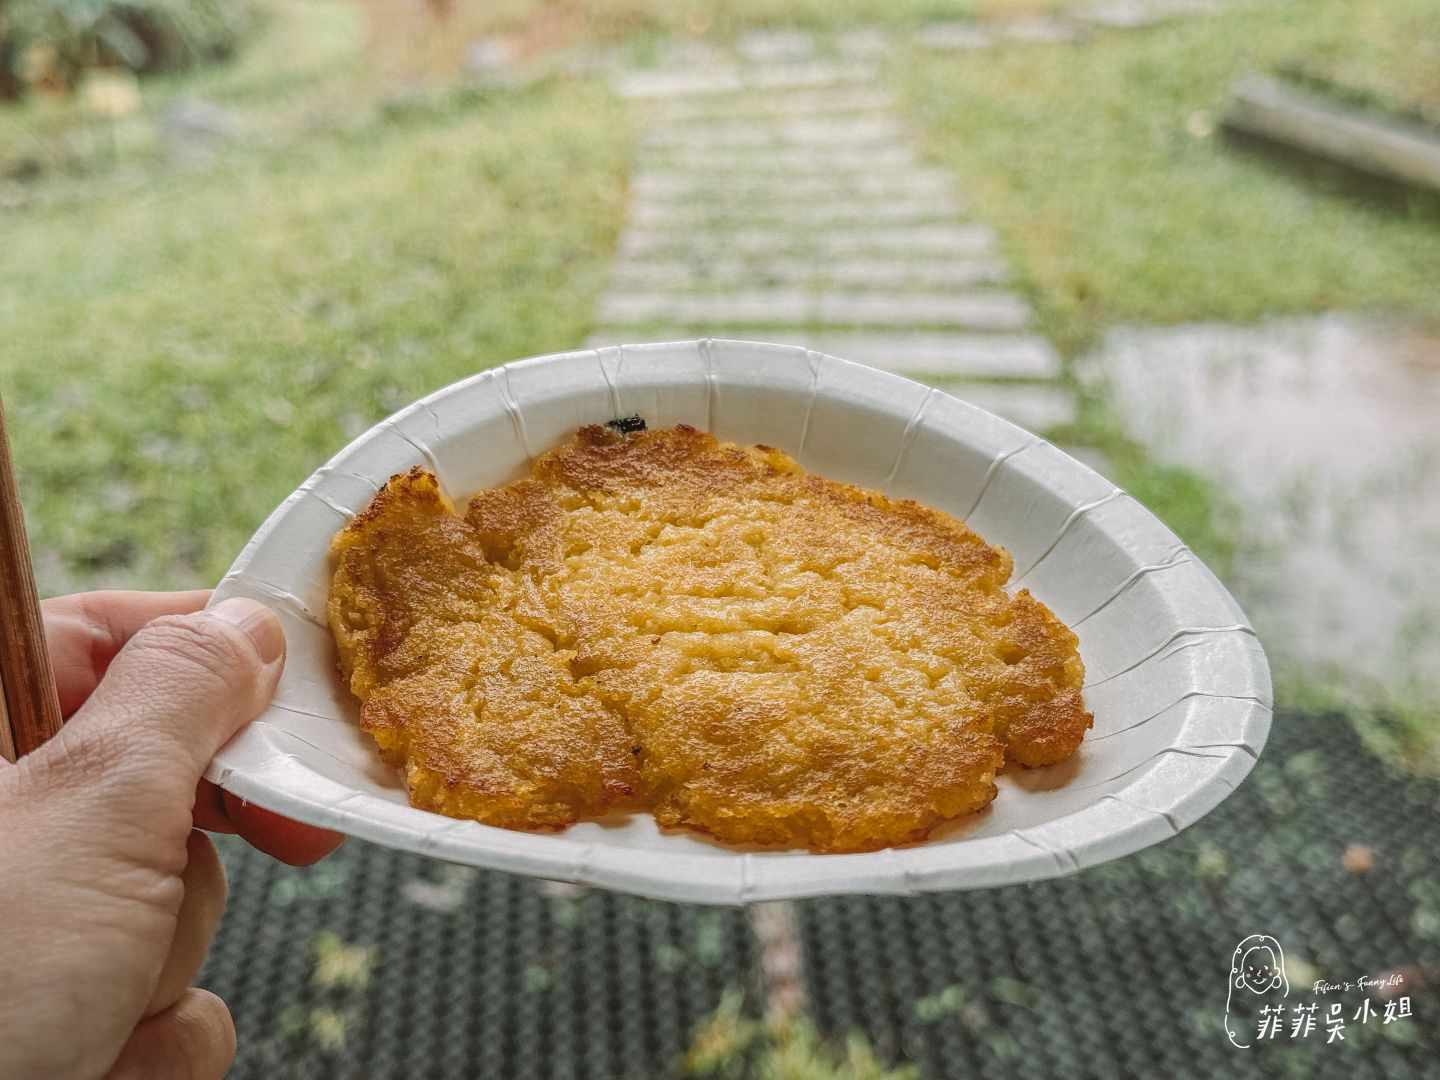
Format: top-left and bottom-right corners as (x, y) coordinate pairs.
(327, 466), (639, 830)
(327, 425), (1092, 851)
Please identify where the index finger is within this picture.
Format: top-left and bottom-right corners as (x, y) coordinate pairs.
(193, 781), (346, 866)
(43, 589), (212, 715)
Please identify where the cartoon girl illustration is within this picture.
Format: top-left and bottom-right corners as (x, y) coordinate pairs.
(1225, 934), (1289, 1048)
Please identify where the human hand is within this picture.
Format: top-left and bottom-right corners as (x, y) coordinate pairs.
(0, 590), (344, 1079)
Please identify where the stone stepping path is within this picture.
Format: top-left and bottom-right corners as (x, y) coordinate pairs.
(589, 37), (1084, 434)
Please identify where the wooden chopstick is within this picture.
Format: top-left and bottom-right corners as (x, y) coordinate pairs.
(0, 395), (63, 761)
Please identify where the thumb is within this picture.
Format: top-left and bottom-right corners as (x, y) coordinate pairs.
(28, 597), (284, 812)
(103, 988), (237, 1080)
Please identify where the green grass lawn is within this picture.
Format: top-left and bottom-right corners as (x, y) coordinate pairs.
(1, 3), (630, 596)
(900, 0), (1440, 355)
(1286, 0), (1440, 129)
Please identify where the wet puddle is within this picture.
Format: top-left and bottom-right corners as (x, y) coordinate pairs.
(1085, 312), (1440, 712)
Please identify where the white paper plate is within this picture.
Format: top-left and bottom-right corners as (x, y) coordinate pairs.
(205, 339), (1271, 904)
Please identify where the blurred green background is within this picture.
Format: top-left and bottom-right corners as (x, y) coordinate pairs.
(3, 0), (1436, 594)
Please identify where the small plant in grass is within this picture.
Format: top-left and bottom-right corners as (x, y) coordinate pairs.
(1, 0), (254, 99)
(684, 988), (918, 1080)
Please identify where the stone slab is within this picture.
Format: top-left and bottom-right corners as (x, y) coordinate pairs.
(999, 15), (1084, 42)
(617, 223), (998, 259)
(643, 85), (896, 124)
(1090, 313), (1440, 706)
(1070, 0), (1220, 29)
(617, 62), (874, 100)
(625, 197), (963, 229)
(605, 256), (1010, 291)
(1059, 446), (1114, 477)
(639, 144), (918, 171)
(596, 289), (1033, 330)
(737, 29), (818, 63)
(641, 115), (908, 151)
(833, 27), (894, 60)
(939, 381), (1077, 432)
(630, 168), (958, 203)
(917, 22), (995, 50)
(645, 38), (732, 69)
(581, 330), (1063, 380)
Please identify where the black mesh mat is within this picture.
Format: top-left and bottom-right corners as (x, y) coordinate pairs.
(202, 712), (1440, 1078)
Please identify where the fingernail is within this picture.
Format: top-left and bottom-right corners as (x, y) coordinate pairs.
(209, 598), (285, 665)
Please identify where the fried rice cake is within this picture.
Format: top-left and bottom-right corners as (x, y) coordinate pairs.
(327, 423), (1092, 852)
